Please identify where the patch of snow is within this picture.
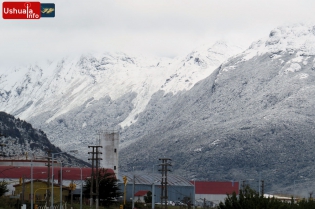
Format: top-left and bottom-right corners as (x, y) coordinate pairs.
(298, 73), (309, 79)
(194, 148), (202, 152)
(292, 56), (304, 63)
(210, 139), (220, 146)
(286, 63), (302, 73)
(279, 62), (302, 75)
(222, 66), (236, 72)
(242, 39), (268, 61)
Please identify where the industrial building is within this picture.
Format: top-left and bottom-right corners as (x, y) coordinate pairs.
(118, 172), (195, 205)
(13, 179), (70, 203)
(193, 181), (239, 206)
(0, 158), (109, 199)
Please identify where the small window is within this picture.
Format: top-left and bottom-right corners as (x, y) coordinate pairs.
(114, 166), (116, 170)
(114, 148), (117, 153)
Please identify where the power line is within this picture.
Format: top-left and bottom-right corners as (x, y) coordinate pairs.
(88, 145), (102, 209)
(45, 149), (52, 207)
(159, 158), (172, 209)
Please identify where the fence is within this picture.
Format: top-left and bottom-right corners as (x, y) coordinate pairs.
(36, 204), (67, 209)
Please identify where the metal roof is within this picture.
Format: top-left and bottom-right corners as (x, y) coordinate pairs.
(118, 172), (193, 186)
(0, 166), (114, 181)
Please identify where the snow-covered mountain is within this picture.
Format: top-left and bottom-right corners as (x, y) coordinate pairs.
(2, 23), (315, 194)
(118, 23), (315, 194)
(0, 41), (242, 154)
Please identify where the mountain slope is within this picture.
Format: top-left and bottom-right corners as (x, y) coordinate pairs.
(0, 111), (88, 166)
(119, 23), (315, 194)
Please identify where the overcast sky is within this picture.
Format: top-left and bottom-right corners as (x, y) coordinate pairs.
(1, 0), (315, 70)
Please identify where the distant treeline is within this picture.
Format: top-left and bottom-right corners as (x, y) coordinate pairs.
(218, 186), (315, 209)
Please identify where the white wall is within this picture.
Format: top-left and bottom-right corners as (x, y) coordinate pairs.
(195, 194), (227, 206)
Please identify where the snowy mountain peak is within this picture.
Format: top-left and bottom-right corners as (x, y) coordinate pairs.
(0, 42), (242, 128)
(191, 40), (242, 58)
(159, 41), (243, 94)
(244, 23), (315, 60)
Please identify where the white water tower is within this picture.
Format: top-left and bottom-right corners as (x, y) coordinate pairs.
(98, 131), (119, 176)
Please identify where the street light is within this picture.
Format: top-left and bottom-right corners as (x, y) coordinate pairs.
(51, 150), (78, 209)
(23, 169), (46, 209)
(61, 162), (83, 209)
(131, 166), (144, 209)
(30, 155), (48, 209)
(68, 150), (83, 209)
(132, 166), (143, 209)
(152, 164), (160, 209)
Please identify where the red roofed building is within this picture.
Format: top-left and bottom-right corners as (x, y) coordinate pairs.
(134, 190), (149, 203)
(191, 181), (239, 206)
(0, 166), (96, 180)
(0, 165), (115, 180)
(0, 165), (115, 196)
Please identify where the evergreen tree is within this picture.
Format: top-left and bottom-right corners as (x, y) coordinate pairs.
(144, 191), (152, 203)
(83, 168), (122, 207)
(218, 186), (289, 209)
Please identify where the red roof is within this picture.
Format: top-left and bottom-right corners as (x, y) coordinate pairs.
(135, 190), (149, 196)
(0, 166), (114, 181)
(191, 181), (239, 195)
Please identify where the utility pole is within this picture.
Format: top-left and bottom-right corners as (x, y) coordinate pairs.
(242, 180), (246, 192)
(46, 149), (52, 207)
(261, 180), (264, 196)
(88, 145), (102, 209)
(71, 179), (74, 208)
(258, 172), (261, 196)
(89, 146), (95, 209)
(159, 158), (172, 209)
(21, 175), (25, 204)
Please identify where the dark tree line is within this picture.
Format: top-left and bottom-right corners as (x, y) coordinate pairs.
(218, 186), (315, 209)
